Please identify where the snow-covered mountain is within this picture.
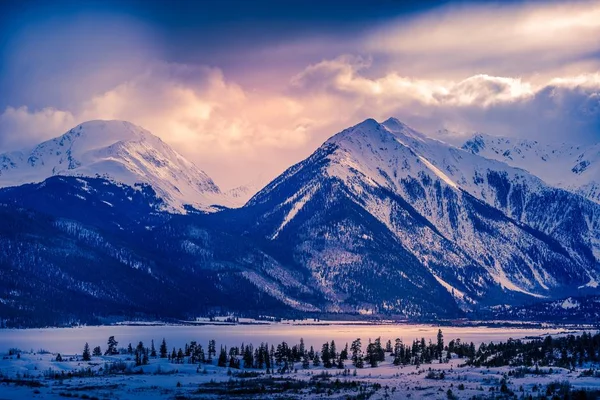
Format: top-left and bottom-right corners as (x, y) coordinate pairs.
(0, 120), (240, 212)
(242, 118), (600, 314)
(0, 117), (598, 323)
(462, 133), (600, 204)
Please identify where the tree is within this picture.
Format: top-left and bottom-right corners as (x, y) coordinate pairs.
(82, 343), (91, 361)
(218, 346), (227, 367)
(329, 340), (337, 361)
(437, 329), (444, 362)
(208, 340), (216, 361)
(56, 353), (63, 362)
(160, 338), (168, 358)
(313, 352), (321, 367)
(302, 353), (310, 369)
(105, 336), (118, 356)
(340, 343), (349, 361)
(135, 341), (147, 366)
(366, 340), (379, 368)
(150, 340), (157, 358)
(351, 339), (364, 368)
(93, 346), (102, 357)
(321, 342), (332, 368)
(127, 343), (133, 355)
(385, 340), (393, 353)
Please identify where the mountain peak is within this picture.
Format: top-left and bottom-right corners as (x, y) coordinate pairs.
(381, 117), (407, 132)
(0, 120), (235, 212)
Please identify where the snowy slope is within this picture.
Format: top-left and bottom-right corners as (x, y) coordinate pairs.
(0, 120), (238, 212)
(245, 118), (600, 310)
(462, 133), (600, 204)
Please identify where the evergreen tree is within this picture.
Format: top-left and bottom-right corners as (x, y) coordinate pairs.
(374, 337), (385, 362)
(208, 340), (216, 360)
(313, 352), (321, 367)
(302, 353), (310, 369)
(321, 342), (332, 368)
(105, 336), (119, 356)
(56, 353), (63, 362)
(340, 343), (349, 361)
(82, 342), (91, 361)
(366, 340), (379, 368)
(135, 341), (146, 366)
(127, 343), (133, 355)
(437, 329), (444, 362)
(93, 346), (102, 357)
(329, 340), (337, 361)
(351, 338), (364, 368)
(160, 338), (168, 358)
(385, 340), (393, 353)
(150, 340), (157, 358)
(218, 346), (227, 367)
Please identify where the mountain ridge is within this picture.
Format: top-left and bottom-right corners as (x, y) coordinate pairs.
(0, 120), (252, 212)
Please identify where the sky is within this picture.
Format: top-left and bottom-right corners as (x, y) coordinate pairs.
(0, 0), (599, 188)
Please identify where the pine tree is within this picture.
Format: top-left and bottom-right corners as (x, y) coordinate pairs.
(329, 340), (337, 361)
(321, 342), (331, 368)
(302, 353), (310, 369)
(366, 340), (378, 368)
(218, 346), (227, 367)
(150, 340), (157, 358)
(56, 353), (63, 362)
(313, 352), (321, 367)
(351, 339), (363, 368)
(93, 346), (102, 357)
(135, 341), (145, 366)
(105, 336), (118, 356)
(437, 329), (444, 362)
(160, 338), (168, 358)
(127, 343), (133, 355)
(340, 343), (348, 360)
(82, 342), (91, 361)
(208, 340), (216, 360)
(386, 340), (393, 353)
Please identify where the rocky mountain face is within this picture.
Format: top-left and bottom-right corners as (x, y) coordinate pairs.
(462, 133), (600, 204)
(0, 119), (598, 326)
(0, 120), (250, 212)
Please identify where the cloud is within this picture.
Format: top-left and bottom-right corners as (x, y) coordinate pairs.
(1, 59), (598, 188)
(0, 2), (598, 187)
(363, 1), (600, 80)
(289, 55), (600, 143)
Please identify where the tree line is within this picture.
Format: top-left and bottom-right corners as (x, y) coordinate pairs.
(68, 329), (486, 371)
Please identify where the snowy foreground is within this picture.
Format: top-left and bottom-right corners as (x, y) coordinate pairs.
(1, 344), (600, 399)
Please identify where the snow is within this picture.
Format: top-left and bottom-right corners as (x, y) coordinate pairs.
(561, 297), (579, 309)
(415, 154), (459, 189)
(462, 133), (600, 204)
(0, 325), (597, 400)
(0, 120), (247, 213)
(433, 275), (466, 300)
(271, 184), (319, 239)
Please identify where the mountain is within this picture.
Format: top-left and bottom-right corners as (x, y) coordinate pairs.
(0, 117), (598, 325)
(0, 120), (239, 212)
(462, 133), (600, 204)
(237, 118), (600, 313)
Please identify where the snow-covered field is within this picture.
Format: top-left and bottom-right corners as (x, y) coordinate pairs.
(0, 323), (597, 399)
(1, 348), (599, 399)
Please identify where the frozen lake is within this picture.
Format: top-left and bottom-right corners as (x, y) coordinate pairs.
(0, 322), (572, 354)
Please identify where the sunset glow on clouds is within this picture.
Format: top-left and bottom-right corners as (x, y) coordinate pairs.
(0, 0), (598, 187)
